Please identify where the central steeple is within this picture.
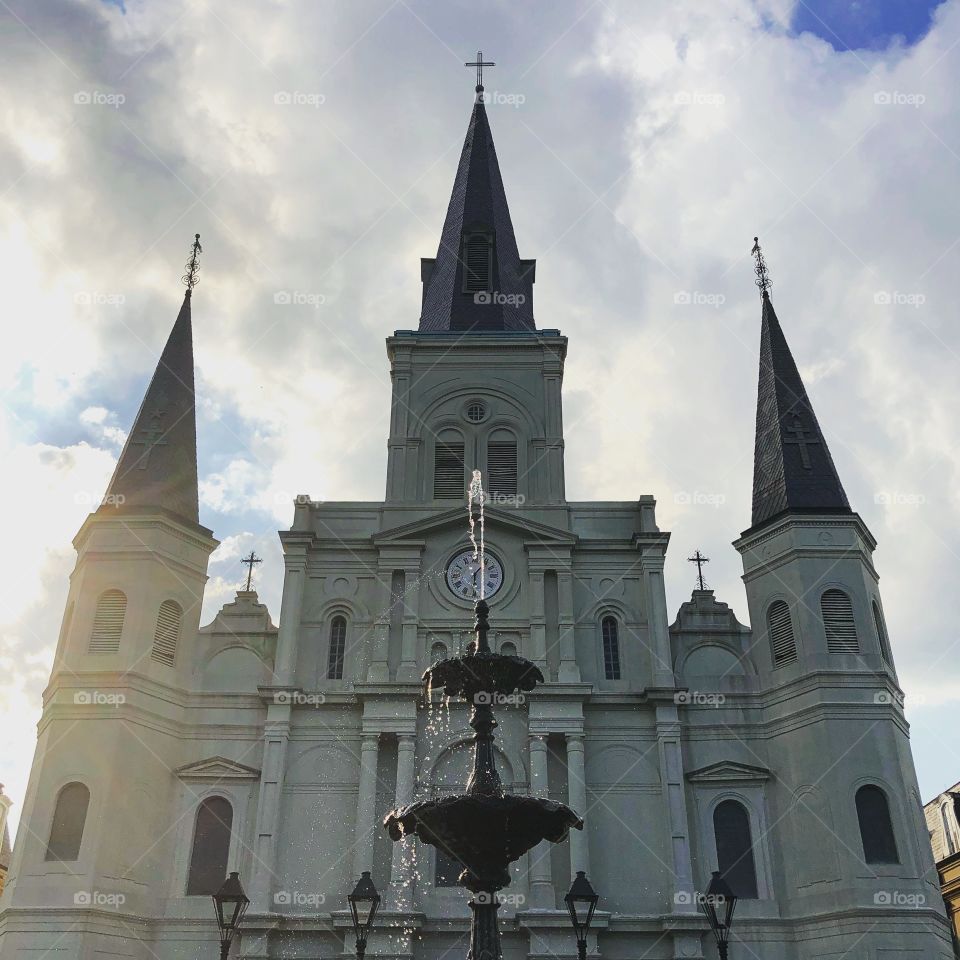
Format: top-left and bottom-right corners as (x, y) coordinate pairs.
(418, 68), (536, 333)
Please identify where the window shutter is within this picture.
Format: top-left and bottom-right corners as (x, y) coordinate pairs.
(151, 600), (182, 666)
(856, 785), (899, 864)
(88, 590), (126, 654)
(873, 602), (890, 662)
(434, 442), (465, 499)
(186, 797), (233, 895)
(487, 440), (518, 497)
(463, 233), (492, 292)
(767, 601), (797, 666)
(821, 589), (858, 653)
(713, 800), (759, 898)
(45, 782), (90, 862)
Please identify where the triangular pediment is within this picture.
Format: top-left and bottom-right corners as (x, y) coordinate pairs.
(686, 761), (771, 784)
(374, 505), (577, 546)
(176, 756), (261, 782)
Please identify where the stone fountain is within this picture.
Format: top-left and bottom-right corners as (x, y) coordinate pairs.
(384, 476), (583, 960)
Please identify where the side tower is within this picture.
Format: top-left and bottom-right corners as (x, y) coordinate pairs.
(732, 247), (951, 957)
(0, 242), (217, 958)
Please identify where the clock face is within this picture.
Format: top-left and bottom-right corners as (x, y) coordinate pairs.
(445, 550), (504, 601)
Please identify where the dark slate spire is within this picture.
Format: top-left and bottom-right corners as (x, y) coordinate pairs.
(751, 290), (851, 528)
(418, 92), (536, 332)
(99, 285), (199, 525)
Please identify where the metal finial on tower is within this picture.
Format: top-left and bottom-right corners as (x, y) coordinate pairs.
(751, 236), (771, 298)
(182, 233), (202, 293)
(687, 550), (710, 591)
(241, 550), (262, 592)
(465, 50), (495, 93)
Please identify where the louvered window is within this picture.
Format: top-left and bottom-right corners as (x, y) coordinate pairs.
(433, 441), (465, 499)
(873, 601), (891, 663)
(821, 589), (858, 653)
(462, 233), (492, 292)
(327, 615), (346, 680)
(88, 590), (126, 654)
(151, 600), (182, 666)
(767, 601), (797, 666)
(487, 438), (518, 498)
(602, 616), (621, 680)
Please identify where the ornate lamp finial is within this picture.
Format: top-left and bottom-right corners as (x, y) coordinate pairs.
(182, 233), (202, 294)
(751, 236), (771, 298)
(465, 50), (495, 93)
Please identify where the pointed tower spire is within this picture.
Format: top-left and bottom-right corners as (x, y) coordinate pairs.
(749, 238), (851, 529)
(99, 235), (201, 525)
(418, 56), (535, 333)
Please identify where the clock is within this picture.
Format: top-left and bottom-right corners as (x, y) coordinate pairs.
(445, 549), (504, 601)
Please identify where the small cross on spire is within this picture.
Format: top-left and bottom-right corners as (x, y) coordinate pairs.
(465, 50), (495, 92)
(751, 236), (771, 298)
(182, 233), (202, 293)
(687, 550), (710, 591)
(241, 550), (262, 592)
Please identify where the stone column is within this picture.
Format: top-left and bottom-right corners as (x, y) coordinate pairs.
(274, 548), (307, 684)
(656, 707), (696, 913)
(248, 706), (291, 911)
(527, 735), (556, 909)
(352, 733), (381, 878)
(557, 570), (580, 682)
(565, 733), (590, 875)
(397, 571), (420, 681)
(367, 567), (393, 681)
(529, 571), (547, 670)
(641, 551), (675, 687)
(390, 734), (417, 908)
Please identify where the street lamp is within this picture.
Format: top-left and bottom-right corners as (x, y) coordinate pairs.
(698, 871), (738, 960)
(347, 871), (381, 960)
(565, 870), (599, 960)
(212, 872), (249, 960)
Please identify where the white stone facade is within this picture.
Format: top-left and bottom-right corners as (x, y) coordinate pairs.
(0, 328), (953, 960)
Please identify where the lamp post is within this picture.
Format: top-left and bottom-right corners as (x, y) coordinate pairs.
(348, 871), (381, 960)
(698, 871), (738, 960)
(565, 871), (599, 960)
(211, 872), (249, 960)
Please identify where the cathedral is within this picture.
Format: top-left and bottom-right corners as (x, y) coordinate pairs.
(0, 76), (953, 960)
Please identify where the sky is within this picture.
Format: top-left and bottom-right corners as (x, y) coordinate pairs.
(1, 0), (958, 832)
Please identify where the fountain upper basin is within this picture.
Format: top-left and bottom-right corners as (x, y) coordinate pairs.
(424, 653), (544, 700)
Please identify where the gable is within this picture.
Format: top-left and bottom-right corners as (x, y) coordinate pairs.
(176, 756), (261, 782)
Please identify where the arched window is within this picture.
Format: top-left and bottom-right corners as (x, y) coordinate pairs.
(186, 797), (233, 895)
(942, 804), (956, 856)
(821, 589), (859, 653)
(327, 616), (347, 680)
(430, 641), (448, 663)
(487, 430), (518, 499)
(767, 600), (797, 666)
(88, 589), (126, 654)
(713, 800), (759, 898)
(873, 601), (891, 663)
(461, 232), (493, 292)
(500, 641), (518, 657)
(856, 785), (899, 864)
(435, 846), (463, 887)
(434, 430), (465, 499)
(601, 616), (621, 680)
(151, 600), (182, 666)
(46, 782), (90, 862)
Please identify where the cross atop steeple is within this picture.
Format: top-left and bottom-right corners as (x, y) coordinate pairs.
(241, 551), (262, 592)
(687, 550), (710, 591)
(751, 236), (771, 298)
(465, 50), (495, 92)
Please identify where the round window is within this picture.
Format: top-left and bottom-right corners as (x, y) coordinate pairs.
(465, 401), (487, 423)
